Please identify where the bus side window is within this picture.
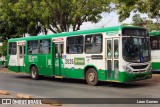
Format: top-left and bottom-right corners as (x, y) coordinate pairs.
(19, 46), (22, 58)
(55, 43), (64, 58)
(66, 36), (83, 54)
(151, 37), (160, 50)
(85, 34), (103, 54)
(61, 44), (64, 55)
(40, 39), (50, 54)
(28, 40), (39, 54)
(55, 44), (58, 58)
(9, 42), (17, 55)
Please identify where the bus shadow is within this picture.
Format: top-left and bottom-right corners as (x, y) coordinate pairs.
(45, 77), (87, 85)
(15, 74), (156, 89)
(152, 71), (160, 74)
(15, 74), (87, 85)
(99, 81), (156, 88)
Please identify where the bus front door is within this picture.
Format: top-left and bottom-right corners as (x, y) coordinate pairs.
(54, 42), (64, 76)
(106, 38), (119, 81)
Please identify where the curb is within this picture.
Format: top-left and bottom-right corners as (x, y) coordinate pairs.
(42, 99), (62, 106)
(16, 93), (32, 99)
(0, 90), (10, 95)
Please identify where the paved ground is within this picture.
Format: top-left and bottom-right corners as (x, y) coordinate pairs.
(0, 68), (160, 107)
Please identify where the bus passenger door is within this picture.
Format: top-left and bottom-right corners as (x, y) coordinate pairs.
(106, 38), (119, 80)
(17, 44), (25, 72)
(54, 42), (64, 76)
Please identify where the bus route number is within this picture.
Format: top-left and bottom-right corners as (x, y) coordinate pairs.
(65, 59), (73, 64)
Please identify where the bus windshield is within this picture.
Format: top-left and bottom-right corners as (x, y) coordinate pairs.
(122, 37), (150, 63)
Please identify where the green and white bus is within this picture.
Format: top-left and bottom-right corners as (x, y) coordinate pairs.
(149, 31), (160, 71)
(7, 26), (152, 86)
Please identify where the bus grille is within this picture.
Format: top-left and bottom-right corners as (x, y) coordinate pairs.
(133, 70), (146, 73)
(130, 65), (148, 69)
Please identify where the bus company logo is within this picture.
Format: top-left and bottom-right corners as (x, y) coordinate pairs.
(29, 55), (38, 62)
(74, 58), (85, 65)
(55, 60), (59, 67)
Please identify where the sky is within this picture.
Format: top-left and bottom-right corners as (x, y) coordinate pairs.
(80, 11), (130, 30)
(80, 11), (149, 30)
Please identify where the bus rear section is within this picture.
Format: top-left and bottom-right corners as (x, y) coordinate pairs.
(7, 41), (25, 72)
(7, 39), (54, 78)
(149, 31), (160, 71)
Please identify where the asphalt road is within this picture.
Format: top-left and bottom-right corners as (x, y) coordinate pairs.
(0, 72), (160, 107)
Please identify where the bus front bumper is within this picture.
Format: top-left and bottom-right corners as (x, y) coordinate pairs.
(119, 71), (152, 82)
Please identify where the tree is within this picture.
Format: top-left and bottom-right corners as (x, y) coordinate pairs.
(114, 0), (160, 25)
(0, 0), (22, 40)
(0, 0), (112, 35)
(0, 0), (112, 57)
(0, 40), (7, 56)
(132, 14), (143, 27)
(131, 14), (160, 31)
(36, 0), (112, 33)
(0, 20), (20, 40)
(0, 0), (46, 37)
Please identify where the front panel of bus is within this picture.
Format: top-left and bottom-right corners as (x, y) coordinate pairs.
(119, 28), (152, 82)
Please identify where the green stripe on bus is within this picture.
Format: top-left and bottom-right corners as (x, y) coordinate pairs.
(152, 62), (160, 70)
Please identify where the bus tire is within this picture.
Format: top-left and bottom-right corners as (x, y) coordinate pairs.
(86, 68), (98, 86)
(30, 66), (39, 80)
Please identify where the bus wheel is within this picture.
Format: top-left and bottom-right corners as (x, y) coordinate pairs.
(30, 66), (39, 80)
(86, 68), (98, 86)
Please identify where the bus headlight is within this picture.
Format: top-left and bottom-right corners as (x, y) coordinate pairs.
(147, 66), (151, 72)
(126, 67), (132, 73)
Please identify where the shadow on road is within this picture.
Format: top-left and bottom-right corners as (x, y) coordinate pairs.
(152, 71), (160, 74)
(99, 81), (155, 88)
(13, 74), (157, 89)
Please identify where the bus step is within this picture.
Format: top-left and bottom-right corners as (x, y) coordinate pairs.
(55, 76), (63, 79)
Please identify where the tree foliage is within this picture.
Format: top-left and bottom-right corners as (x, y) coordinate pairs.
(0, 0), (21, 40)
(132, 14), (160, 31)
(0, 0), (112, 36)
(0, 0), (43, 37)
(33, 0), (112, 33)
(0, 40), (7, 56)
(114, 0), (160, 22)
(0, 0), (112, 56)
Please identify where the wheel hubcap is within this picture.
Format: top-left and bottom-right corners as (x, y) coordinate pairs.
(31, 68), (36, 78)
(88, 72), (95, 82)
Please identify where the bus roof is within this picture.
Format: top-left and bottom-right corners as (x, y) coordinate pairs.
(8, 25), (145, 42)
(149, 31), (160, 36)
